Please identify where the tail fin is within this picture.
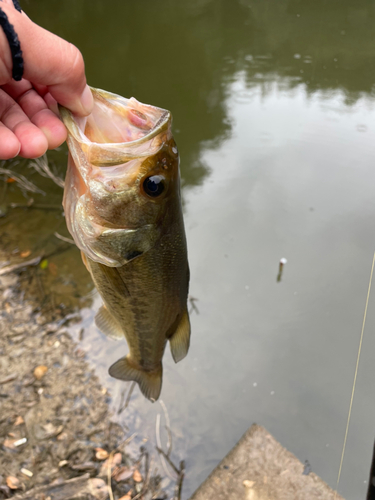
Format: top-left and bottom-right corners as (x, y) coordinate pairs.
(109, 356), (162, 402)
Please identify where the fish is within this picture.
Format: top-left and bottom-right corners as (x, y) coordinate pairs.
(59, 87), (191, 402)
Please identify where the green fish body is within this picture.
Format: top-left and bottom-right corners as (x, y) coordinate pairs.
(60, 88), (190, 401)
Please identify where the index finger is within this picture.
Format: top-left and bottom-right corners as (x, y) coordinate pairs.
(0, 4), (93, 116)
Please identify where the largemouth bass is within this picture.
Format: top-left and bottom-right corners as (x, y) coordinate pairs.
(60, 88), (190, 402)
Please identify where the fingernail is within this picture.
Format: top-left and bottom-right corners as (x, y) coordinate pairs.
(12, 144), (21, 158)
(79, 85), (94, 115)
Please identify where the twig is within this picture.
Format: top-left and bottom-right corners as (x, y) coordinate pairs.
(54, 232), (74, 245)
(160, 399), (173, 456)
(156, 414), (175, 480)
(0, 243), (71, 276)
(0, 373), (17, 385)
(107, 451), (115, 500)
(11, 474), (94, 500)
(118, 381), (136, 414)
(155, 446), (179, 476)
(10, 202), (62, 210)
(174, 460), (185, 500)
(116, 432), (137, 452)
(29, 154), (65, 188)
(0, 167), (45, 195)
(0, 256), (42, 276)
(131, 452), (153, 500)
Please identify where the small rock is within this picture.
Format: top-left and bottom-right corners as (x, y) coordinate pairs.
(33, 365), (48, 380)
(243, 480), (255, 488)
(20, 468), (33, 478)
(89, 478), (108, 500)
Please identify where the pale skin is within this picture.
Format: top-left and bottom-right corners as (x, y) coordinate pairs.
(0, 0), (93, 160)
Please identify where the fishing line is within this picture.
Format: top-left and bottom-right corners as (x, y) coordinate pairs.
(334, 251), (375, 499)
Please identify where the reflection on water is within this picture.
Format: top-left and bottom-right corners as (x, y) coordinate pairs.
(1, 0), (375, 498)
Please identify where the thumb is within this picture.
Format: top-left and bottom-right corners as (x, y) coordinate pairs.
(0, 4), (94, 116)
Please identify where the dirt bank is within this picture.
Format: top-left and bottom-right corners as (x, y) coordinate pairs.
(0, 269), (167, 500)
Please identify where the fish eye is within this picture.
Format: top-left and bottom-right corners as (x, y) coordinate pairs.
(143, 175), (165, 197)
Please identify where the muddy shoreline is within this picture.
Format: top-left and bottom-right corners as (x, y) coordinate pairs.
(0, 268), (169, 500)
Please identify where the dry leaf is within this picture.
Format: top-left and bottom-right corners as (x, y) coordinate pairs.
(106, 452), (122, 468)
(20, 250), (31, 258)
(41, 423), (64, 439)
(95, 448), (109, 460)
(6, 476), (20, 489)
(57, 432), (68, 441)
(100, 452), (122, 475)
(33, 365), (48, 380)
(118, 493), (132, 500)
(133, 469), (142, 482)
(113, 466), (134, 482)
(14, 416), (24, 426)
(3, 438), (16, 449)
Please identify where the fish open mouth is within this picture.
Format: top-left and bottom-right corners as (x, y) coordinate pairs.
(59, 88), (171, 167)
(60, 87), (174, 267)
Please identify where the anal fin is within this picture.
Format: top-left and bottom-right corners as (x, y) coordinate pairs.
(169, 308), (191, 363)
(95, 305), (124, 340)
(109, 356), (162, 402)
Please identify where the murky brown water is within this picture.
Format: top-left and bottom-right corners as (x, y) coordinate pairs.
(2, 0), (375, 497)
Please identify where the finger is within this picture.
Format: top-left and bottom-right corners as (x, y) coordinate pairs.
(43, 92), (59, 115)
(0, 122), (20, 159)
(0, 89), (48, 158)
(2, 80), (67, 148)
(32, 109), (67, 149)
(0, 4), (93, 116)
(31, 84), (60, 114)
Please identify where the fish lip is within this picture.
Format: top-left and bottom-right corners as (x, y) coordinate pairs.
(59, 87), (171, 167)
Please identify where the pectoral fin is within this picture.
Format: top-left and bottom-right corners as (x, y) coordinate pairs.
(81, 251), (89, 271)
(97, 264), (130, 298)
(109, 356), (162, 402)
(95, 305), (123, 340)
(169, 308), (191, 363)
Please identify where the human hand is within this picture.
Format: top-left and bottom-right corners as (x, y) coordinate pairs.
(0, 0), (93, 160)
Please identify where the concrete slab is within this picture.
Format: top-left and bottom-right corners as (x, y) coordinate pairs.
(189, 424), (344, 500)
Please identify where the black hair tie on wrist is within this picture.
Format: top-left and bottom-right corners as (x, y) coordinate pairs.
(12, 0), (22, 13)
(0, 6), (23, 81)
